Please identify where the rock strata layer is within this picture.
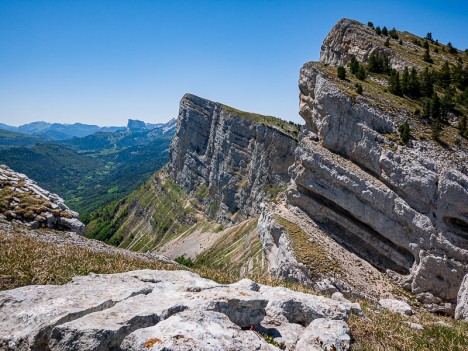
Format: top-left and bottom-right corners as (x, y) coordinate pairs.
(0, 270), (359, 351)
(169, 94), (298, 224)
(285, 19), (468, 315)
(0, 165), (84, 234)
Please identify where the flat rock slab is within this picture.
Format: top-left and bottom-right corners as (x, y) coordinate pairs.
(0, 270), (360, 351)
(379, 298), (413, 316)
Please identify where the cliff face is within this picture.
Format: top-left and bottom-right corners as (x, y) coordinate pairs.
(287, 19), (468, 314)
(169, 94), (298, 223)
(321, 18), (422, 70)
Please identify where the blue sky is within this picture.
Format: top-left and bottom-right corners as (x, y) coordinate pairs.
(1, 0), (467, 126)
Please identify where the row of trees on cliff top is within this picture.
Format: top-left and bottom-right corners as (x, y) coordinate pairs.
(367, 21), (461, 55)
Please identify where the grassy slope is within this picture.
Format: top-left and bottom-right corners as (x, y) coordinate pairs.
(0, 228), (175, 290)
(86, 171), (197, 251)
(194, 217), (267, 278)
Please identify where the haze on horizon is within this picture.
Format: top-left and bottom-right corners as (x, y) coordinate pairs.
(1, 0), (467, 127)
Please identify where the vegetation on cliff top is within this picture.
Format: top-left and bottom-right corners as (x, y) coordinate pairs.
(222, 104), (301, 140)
(317, 20), (467, 147)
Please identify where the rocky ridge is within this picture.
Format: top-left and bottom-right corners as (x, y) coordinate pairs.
(283, 18), (468, 316)
(0, 269), (361, 351)
(0, 165), (84, 235)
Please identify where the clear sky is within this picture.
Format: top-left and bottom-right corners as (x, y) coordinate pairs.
(1, 0), (467, 126)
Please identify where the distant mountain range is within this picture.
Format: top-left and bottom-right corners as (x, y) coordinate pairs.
(0, 118), (175, 141)
(0, 118), (177, 215)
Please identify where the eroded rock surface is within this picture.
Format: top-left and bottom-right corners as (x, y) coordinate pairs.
(0, 165), (84, 234)
(321, 18), (416, 70)
(169, 94), (298, 224)
(286, 19), (468, 315)
(0, 270), (359, 351)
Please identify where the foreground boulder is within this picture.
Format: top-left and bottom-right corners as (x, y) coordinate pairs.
(0, 165), (84, 235)
(0, 270), (360, 351)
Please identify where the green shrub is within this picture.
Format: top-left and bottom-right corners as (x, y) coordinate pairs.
(337, 66), (346, 80)
(398, 122), (411, 144)
(355, 83), (363, 95)
(175, 255), (194, 267)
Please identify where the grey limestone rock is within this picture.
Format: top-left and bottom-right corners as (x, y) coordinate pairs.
(295, 318), (351, 351)
(320, 18), (413, 70)
(0, 270), (357, 351)
(379, 298), (413, 316)
(169, 94), (297, 225)
(287, 42), (468, 314)
(455, 274), (468, 321)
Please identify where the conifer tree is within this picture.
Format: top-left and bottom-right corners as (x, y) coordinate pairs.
(430, 92), (441, 119)
(398, 122), (411, 144)
(356, 65), (367, 80)
(382, 26), (388, 36)
(349, 56), (359, 75)
(389, 70), (402, 96)
(408, 68), (420, 98)
(440, 88), (454, 120)
(447, 42), (457, 54)
(431, 119), (442, 140)
(421, 67), (434, 97)
(438, 62), (451, 88)
(368, 52), (380, 73)
(355, 83), (363, 94)
(422, 99), (431, 118)
(401, 67), (410, 95)
(423, 48), (433, 63)
(375, 26), (381, 35)
(337, 66), (346, 79)
(389, 28), (399, 39)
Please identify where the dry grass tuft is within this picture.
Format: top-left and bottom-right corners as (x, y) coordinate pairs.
(349, 303), (468, 350)
(0, 231), (175, 290)
(276, 216), (342, 277)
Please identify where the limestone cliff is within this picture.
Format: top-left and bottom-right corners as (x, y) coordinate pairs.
(169, 94), (298, 223)
(286, 19), (468, 314)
